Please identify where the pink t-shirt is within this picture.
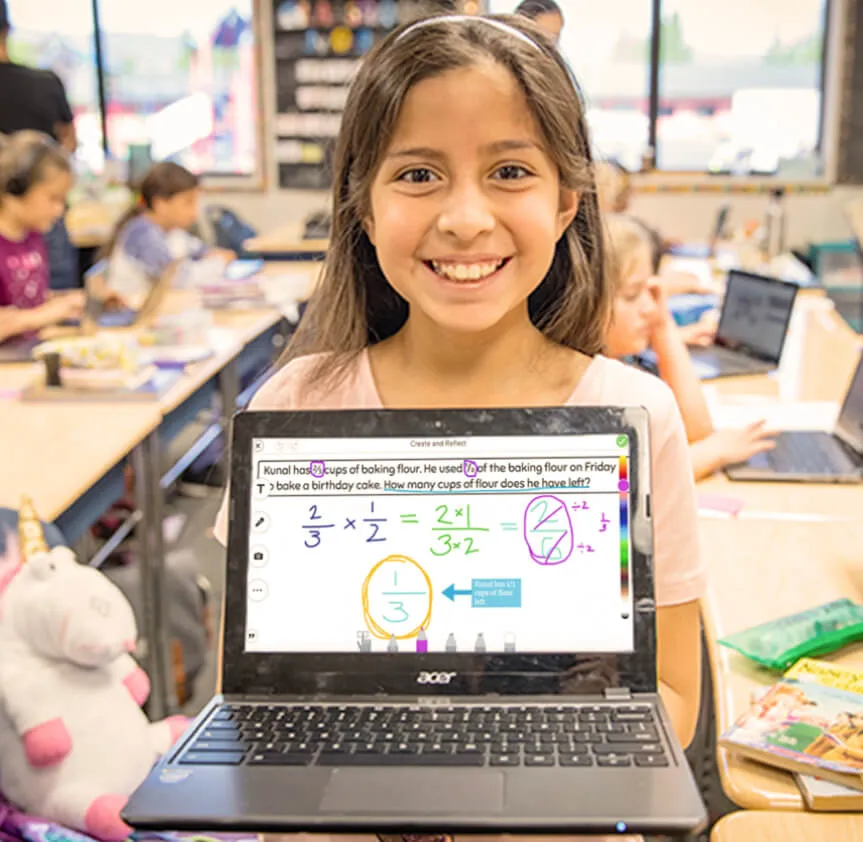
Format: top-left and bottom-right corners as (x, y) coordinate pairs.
(215, 350), (706, 607)
(0, 231), (48, 309)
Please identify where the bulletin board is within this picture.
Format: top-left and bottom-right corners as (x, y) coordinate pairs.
(273, 0), (471, 190)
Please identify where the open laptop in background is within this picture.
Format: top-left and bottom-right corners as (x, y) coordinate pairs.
(0, 336), (41, 363)
(725, 350), (863, 483)
(667, 204), (730, 259)
(123, 407), (706, 837)
(640, 269), (799, 380)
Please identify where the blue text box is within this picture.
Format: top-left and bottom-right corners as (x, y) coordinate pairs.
(472, 578), (522, 608)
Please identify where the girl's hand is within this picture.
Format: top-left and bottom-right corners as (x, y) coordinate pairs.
(44, 291), (85, 323)
(712, 420), (777, 467)
(647, 276), (675, 339)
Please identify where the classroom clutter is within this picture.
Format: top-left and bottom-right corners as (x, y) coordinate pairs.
(718, 599), (863, 672)
(720, 658), (863, 800)
(0, 498), (189, 842)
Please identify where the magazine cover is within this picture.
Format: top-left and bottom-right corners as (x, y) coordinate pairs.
(720, 678), (863, 785)
(785, 658), (863, 695)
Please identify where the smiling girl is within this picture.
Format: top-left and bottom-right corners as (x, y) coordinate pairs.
(216, 11), (705, 771)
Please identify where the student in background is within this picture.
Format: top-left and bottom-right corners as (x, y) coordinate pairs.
(595, 159), (632, 213)
(514, 0), (564, 42)
(0, 131), (83, 343)
(0, 0), (79, 291)
(101, 161), (235, 303)
(603, 212), (776, 480)
(216, 14), (706, 757)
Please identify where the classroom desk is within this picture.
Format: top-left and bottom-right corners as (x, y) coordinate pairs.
(697, 297), (863, 812)
(710, 810), (863, 842)
(0, 400), (174, 714)
(243, 220), (328, 259)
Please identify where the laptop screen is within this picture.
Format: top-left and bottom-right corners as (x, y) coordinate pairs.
(716, 271), (797, 361)
(836, 354), (863, 455)
(244, 433), (635, 656)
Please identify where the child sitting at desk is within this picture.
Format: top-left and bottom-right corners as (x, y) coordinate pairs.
(100, 161), (235, 304)
(603, 212), (776, 480)
(0, 131), (84, 342)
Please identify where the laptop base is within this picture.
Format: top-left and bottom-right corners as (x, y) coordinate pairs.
(725, 431), (863, 484)
(124, 695), (707, 837)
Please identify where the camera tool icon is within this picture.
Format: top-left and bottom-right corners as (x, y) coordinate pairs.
(250, 546), (269, 568)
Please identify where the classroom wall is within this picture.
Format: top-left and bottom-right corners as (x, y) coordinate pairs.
(212, 0), (863, 250)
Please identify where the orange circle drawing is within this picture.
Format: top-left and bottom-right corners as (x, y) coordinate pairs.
(361, 554), (433, 641)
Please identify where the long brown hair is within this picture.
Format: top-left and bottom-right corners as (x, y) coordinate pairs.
(100, 161), (199, 259)
(284, 14), (609, 387)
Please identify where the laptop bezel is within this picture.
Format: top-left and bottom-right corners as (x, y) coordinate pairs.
(222, 406), (657, 699)
(714, 270), (799, 364)
(835, 351), (863, 456)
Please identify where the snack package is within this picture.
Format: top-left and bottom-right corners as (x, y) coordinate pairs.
(718, 599), (863, 672)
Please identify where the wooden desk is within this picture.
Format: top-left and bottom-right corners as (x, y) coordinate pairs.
(244, 220), (328, 257)
(65, 199), (124, 250)
(711, 810), (863, 842)
(0, 401), (159, 522)
(698, 295), (863, 811)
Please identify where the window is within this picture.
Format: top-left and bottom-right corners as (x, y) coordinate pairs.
(489, 0), (829, 176)
(6, 0), (258, 179)
(6, 0), (104, 172)
(98, 0), (257, 177)
(657, 0), (827, 173)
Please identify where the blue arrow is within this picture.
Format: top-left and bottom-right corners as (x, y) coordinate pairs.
(442, 583), (472, 602)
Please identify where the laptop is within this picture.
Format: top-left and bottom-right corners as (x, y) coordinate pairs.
(123, 406), (707, 836)
(0, 336), (41, 363)
(640, 270), (799, 380)
(725, 351), (863, 483)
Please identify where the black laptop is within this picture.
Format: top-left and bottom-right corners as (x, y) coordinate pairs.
(641, 269), (799, 380)
(725, 350), (863, 483)
(123, 406), (706, 836)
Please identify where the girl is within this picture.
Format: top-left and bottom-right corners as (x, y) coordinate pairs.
(603, 212), (776, 480)
(100, 161), (235, 304)
(217, 13), (705, 756)
(0, 131), (84, 343)
(514, 0), (563, 42)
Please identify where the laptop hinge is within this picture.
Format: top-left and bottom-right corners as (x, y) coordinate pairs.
(604, 687), (632, 700)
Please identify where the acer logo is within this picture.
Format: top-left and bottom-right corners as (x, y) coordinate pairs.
(417, 671), (457, 685)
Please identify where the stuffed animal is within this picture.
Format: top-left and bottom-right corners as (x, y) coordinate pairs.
(0, 497), (189, 841)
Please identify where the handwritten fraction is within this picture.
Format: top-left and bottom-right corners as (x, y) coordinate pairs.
(361, 554), (433, 641)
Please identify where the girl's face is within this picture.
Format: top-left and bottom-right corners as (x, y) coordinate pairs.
(366, 61), (577, 340)
(604, 244), (658, 357)
(153, 188), (200, 230)
(11, 166), (73, 234)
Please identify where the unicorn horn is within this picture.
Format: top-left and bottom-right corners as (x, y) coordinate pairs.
(18, 495), (48, 563)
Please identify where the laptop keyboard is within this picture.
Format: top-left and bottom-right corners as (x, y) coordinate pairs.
(178, 703), (668, 769)
(767, 432), (851, 474)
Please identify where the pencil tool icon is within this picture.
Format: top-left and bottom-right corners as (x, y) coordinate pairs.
(387, 634), (399, 653)
(416, 627), (428, 653)
(445, 633), (457, 652)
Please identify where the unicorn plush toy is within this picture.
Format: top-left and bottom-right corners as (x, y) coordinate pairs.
(0, 497), (189, 841)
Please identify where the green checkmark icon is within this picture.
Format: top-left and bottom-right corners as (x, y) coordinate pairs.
(616, 435), (628, 448)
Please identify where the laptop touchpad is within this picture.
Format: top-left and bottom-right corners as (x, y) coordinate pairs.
(320, 769), (504, 815)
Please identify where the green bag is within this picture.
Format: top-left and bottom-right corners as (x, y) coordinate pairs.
(718, 599), (863, 672)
